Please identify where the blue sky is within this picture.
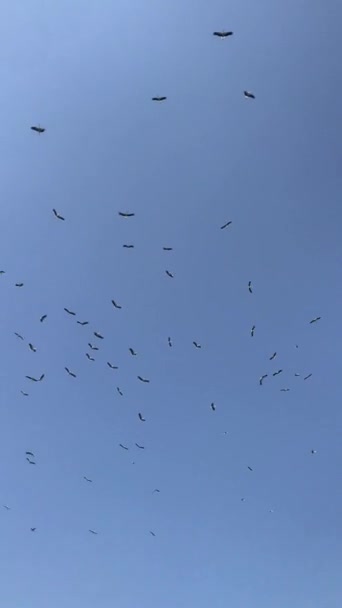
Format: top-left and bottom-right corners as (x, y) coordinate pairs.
(1, 1), (341, 606)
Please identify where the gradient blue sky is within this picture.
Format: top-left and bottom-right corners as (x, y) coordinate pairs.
(1, 1), (341, 607)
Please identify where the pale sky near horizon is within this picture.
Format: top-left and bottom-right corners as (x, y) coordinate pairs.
(0, 1), (341, 607)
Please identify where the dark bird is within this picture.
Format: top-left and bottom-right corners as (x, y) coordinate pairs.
(119, 443), (128, 450)
(220, 221), (232, 229)
(149, 531), (156, 536)
(86, 353), (95, 361)
(168, 336), (172, 347)
(64, 308), (76, 316)
(280, 388), (290, 392)
(259, 374), (268, 386)
(117, 387), (123, 396)
(118, 211), (135, 217)
(135, 443), (145, 449)
(309, 316), (321, 324)
(210, 402), (216, 411)
(311, 449), (317, 454)
(20, 391), (29, 396)
(94, 331), (104, 339)
(25, 374), (44, 382)
(250, 325), (256, 337)
(77, 320), (89, 326)
(107, 362), (118, 369)
(248, 281), (253, 293)
(3, 505), (10, 510)
(89, 529), (98, 535)
(31, 125), (45, 133)
(123, 244), (134, 248)
(111, 300), (122, 309)
(163, 247), (173, 251)
(247, 466), (253, 472)
(0, 270), (6, 274)
(244, 90), (255, 99)
(88, 343), (99, 351)
(269, 352), (277, 360)
(28, 343), (37, 352)
(15, 283), (24, 287)
(129, 348), (137, 356)
(153, 489), (160, 494)
(138, 412), (146, 422)
(25, 451), (35, 457)
(193, 341), (201, 348)
(15, 332), (24, 340)
(84, 477), (92, 482)
(294, 373), (301, 377)
(213, 30), (233, 37)
(26, 458), (36, 465)
(152, 96), (167, 101)
(40, 315), (47, 323)
(30, 527), (37, 532)
(304, 373), (312, 380)
(65, 367), (76, 378)
(52, 209), (65, 220)
(137, 376), (150, 383)
(272, 369), (283, 376)
(165, 270), (174, 278)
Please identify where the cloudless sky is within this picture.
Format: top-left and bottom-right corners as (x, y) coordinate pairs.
(1, 1), (341, 607)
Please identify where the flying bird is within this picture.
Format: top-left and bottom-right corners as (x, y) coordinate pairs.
(138, 412), (146, 422)
(149, 531), (156, 536)
(111, 300), (122, 309)
(247, 466), (253, 472)
(294, 373), (301, 377)
(94, 331), (104, 339)
(107, 362), (118, 369)
(165, 270), (174, 278)
(309, 317), (321, 324)
(117, 387), (123, 396)
(40, 315), (47, 323)
(280, 388), (290, 392)
(118, 211), (135, 217)
(88, 343), (99, 351)
(52, 209), (65, 220)
(304, 373), (312, 380)
(152, 96), (166, 101)
(84, 477), (92, 482)
(163, 247), (173, 251)
(77, 320), (89, 326)
(20, 391), (29, 396)
(244, 90), (255, 99)
(210, 402), (216, 411)
(137, 376), (150, 383)
(88, 529), (98, 535)
(26, 451), (35, 457)
(15, 332), (24, 340)
(135, 443), (145, 449)
(269, 352), (277, 360)
(168, 337), (172, 347)
(272, 369), (283, 376)
(213, 30), (233, 37)
(64, 308), (76, 316)
(26, 458), (36, 465)
(31, 125), (45, 133)
(28, 343), (37, 352)
(259, 374), (268, 386)
(311, 450), (317, 454)
(25, 374), (44, 382)
(86, 353), (95, 361)
(248, 281), (253, 293)
(0, 270), (6, 274)
(30, 527), (37, 532)
(152, 489), (160, 494)
(15, 283), (24, 287)
(129, 348), (137, 356)
(123, 244), (134, 248)
(193, 341), (201, 348)
(220, 221), (232, 229)
(119, 443), (128, 450)
(2, 505), (10, 510)
(250, 325), (256, 337)
(65, 367), (76, 378)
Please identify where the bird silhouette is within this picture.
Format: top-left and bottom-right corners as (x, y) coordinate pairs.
(250, 325), (255, 337)
(52, 209), (65, 220)
(86, 353), (95, 361)
(129, 348), (137, 356)
(118, 211), (135, 217)
(40, 315), (47, 323)
(28, 343), (37, 352)
(107, 362), (118, 369)
(248, 281), (253, 293)
(220, 221), (232, 229)
(117, 387), (123, 396)
(15, 283), (24, 287)
(165, 270), (174, 278)
(64, 308), (76, 316)
(15, 332), (24, 340)
(163, 246), (173, 251)
(304, 373), (312, 380)
(119, 443), (128, 450)
(77, 320), (89, 326)
(65, 367), (76, 378)
(135, 443), (145, 449)
(259, 374), (268, 386)
(137, 376), (150, 383)
(88, 343), (99, 351)
(269, 352), (277, 360)
(310, 316), (321, 324)
(168, 337), (172, 347)
(213, 30), (233, 37)
(193, 341), (201, 349)
(138, 412), (146, 422)
(84, 477), (92, 483)
(111, 300), (122, 309)
(152, 96), (166, 101)
(31, 125), (45, 133)
(94, 331), (104, 339)
(244, 90), (255, 99)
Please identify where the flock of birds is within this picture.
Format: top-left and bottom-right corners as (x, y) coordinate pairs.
(3, 27), (322, 540)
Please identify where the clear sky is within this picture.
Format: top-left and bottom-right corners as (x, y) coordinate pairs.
(0, 1), (341, 607)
